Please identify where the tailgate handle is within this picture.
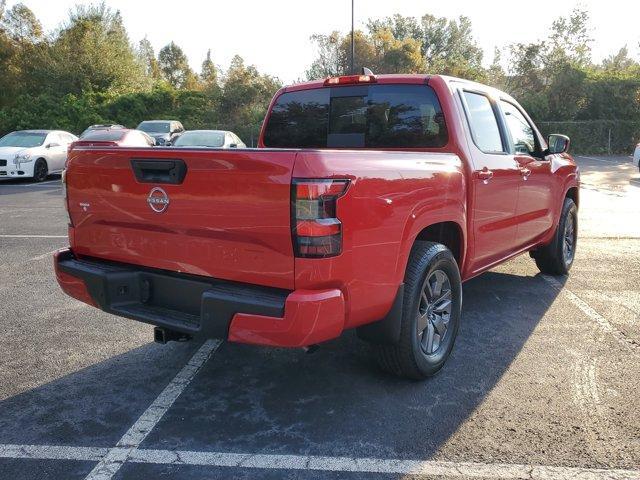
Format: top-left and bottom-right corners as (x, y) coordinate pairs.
(130, 159), (187, 184)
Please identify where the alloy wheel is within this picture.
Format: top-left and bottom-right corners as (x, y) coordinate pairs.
(417, 269), (452, 355)
(563, 213), (576, 266)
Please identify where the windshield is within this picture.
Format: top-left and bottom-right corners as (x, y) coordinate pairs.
(137, 122), (170, 134)
(174, 131), (225, 148)
(263, 84), (448, 148)
(0, 131), (47, 148)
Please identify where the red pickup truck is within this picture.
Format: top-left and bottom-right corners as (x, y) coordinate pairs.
(54, 74), (579, 379)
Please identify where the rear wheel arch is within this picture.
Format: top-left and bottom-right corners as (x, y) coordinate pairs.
(414, 222), (465, 267)
(395, 220), (466, 287)
(565, 186), (579, 208)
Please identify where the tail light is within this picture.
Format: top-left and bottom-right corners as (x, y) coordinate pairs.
(292, 179), (349, 258)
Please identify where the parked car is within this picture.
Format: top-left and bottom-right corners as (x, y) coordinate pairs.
(0, 130), (78, 182)
(80, 124), (125, 138)
(634, 143), (640, 172)
(70, 128), (156, 149)
(136, 120), (184, 146)
(170, 130), (246, 148)
(55, 73), (579, 379)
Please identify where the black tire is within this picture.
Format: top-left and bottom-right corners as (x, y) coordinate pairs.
(33, 158), (48, 182)
(375, 241), (462, 380)
(530, 197), (578, 275)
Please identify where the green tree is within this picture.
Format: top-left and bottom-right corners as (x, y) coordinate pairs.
(0, 3), (44, 106)
(138, 37), (161, 80)
(158, 41), (199, 89)
(307, 12), (485, 80)
(200, 49), (219, 90)
(420, 14), (485, 79)
(487, 47), (507, 89)
(546, 8), (592, 70)
(42, 3), (148, 94)
(602, 46), (638, 72)
(306, 31), (345, 78)
(219, 55), (281, 141)
(0, 2), (42, 42)
(369, 28), (425, 73)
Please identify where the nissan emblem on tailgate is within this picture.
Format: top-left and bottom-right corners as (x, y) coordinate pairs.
(147, 187), (170, 213)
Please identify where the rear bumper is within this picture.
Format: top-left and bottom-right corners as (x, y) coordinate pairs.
(53, 249), (345, 347)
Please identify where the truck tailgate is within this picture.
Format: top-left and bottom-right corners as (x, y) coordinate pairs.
(66, 147), (297, 290)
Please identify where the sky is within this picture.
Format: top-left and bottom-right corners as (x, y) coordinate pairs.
(11, 0), (640, 82)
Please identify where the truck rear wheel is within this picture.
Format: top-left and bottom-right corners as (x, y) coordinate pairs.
(531, 198), (577, 275)
(375, 241), (462, 380)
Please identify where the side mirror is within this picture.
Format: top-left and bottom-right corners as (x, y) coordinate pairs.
(229, 143), (238, 148)
(548, 134), (570, 154)
(165, 141), (172, 147)
(46, 142), (61, 149)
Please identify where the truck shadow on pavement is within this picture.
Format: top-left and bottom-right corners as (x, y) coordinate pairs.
(0, 270), (563, 466)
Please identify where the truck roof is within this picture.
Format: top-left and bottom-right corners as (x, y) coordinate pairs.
(283, 74), (433, 93)
(279, 73), (518, 110)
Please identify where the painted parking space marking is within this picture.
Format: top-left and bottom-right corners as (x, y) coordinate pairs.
(576, 156), (630, 164)
(0, 444), (108, 462)
(28, 248), (63, 262)
(542, 275), (638, 352)
(83, 339), (221, 480)
(0, 179), (61, 187)
(0, 234), (67, 238)
(1, 443), (639, 479)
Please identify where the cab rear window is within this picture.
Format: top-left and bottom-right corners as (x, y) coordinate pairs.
(263, 84), (448, 149)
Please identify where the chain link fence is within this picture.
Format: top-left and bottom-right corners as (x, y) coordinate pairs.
(537, 120), (640, 155)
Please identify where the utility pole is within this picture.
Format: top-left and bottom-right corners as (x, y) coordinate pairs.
(350, 0), (355, 74)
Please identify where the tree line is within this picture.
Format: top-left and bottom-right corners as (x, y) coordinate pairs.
(1, 2), (638, 152)
(0, 2), (279, 144)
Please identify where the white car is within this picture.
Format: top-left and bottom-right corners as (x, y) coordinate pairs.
(170, 130), (247, 148)
(634, 143), (640, 172)
(0, 130), (78, 182)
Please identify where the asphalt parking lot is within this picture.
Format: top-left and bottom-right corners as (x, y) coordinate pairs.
(0, 156), (639, 480)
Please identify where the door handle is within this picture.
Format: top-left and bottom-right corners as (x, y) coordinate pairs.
(520, 167), (531, 180)
(476, 168), (494, 183)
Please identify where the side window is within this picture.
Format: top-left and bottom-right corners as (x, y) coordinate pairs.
(500, 100), (537, 156)
(462, 91), (504, 154)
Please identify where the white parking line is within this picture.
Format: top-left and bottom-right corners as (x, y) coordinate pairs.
(0, 179), (61, 187)
(0, 444), (108, 462)
(1, 443), (639, 479)
(129, 450), (640, 479)
(29, 248), (62, 261)
(576, 156), (630, 164)
(0, 234), (67, 238)
(83, 339), (221, 480)
(542, 275), (638, 352)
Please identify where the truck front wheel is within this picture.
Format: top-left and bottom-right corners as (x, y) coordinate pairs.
(375, 241), (462, 380)
(531, 197), (578, 275)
